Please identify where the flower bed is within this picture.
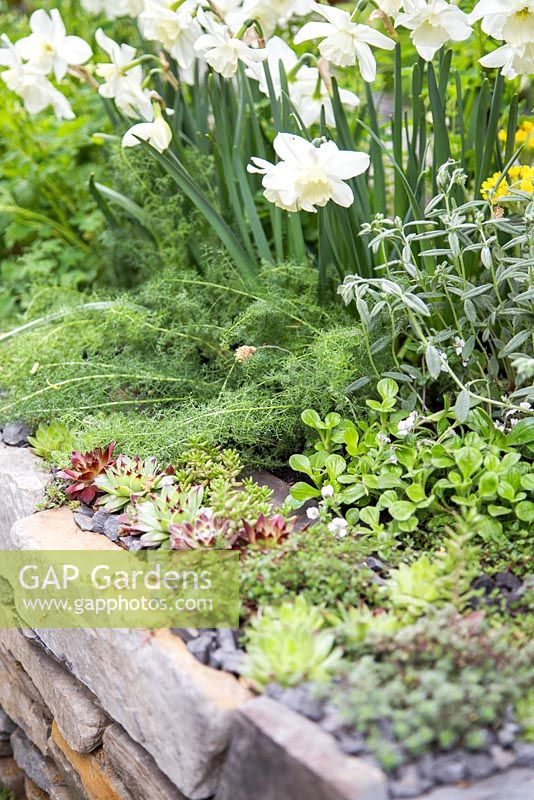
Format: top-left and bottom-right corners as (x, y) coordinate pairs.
(1, 0), (534, 798)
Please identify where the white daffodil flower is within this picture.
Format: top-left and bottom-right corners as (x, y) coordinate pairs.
(480, 41), (534, 80)
(248, 132), (370, 213)
(470, 0), (534, 46)
(230, 0), (312, 36)
(139, 0), (201, 70)
(395, 0), (471, 61)
(294, 1), (395, 81)
(194, 8), (268, 79)
(246, 37), (359, 127)
(0, 35), (74, 119)
(122, 108), (173, 152)
(15, 8), (92, 81)
(81, 0), (144, 19)
(95, 28), (153, 120)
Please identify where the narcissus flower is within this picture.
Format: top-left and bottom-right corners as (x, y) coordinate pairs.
(194, 8), (267, 79)
(122, 106), (173, 152)
(294, 1), (395, 80)
(81, 0), (143, 18)
(139, 0), (200, 70)
(395, 0), (471, 61)
(470, 0), (534, 46)
(0, 35), (74, 119)
(95, 28), (152, 121)
(15, 8), (92, 81)
(248, 133), (370, 213)
(480, 41), (534, 80)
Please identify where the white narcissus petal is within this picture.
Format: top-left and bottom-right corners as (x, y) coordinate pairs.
(353, 41), (377, 82)
(122, 116), (172, 152)
(58, 36), (93, 67)
(294, 21), (336, 44)
(328, 178), (355, 207)
(29, 8), (55, 37)
(273, 133), (313, 165)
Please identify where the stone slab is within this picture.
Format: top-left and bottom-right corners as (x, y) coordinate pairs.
(0, 630), (109, 754)
(0, 443), (49, 544)
(0, 649), (51, 755)
(10, 729), (59, 793)
(103, 723), (187, 800)
(0, 755), (26, 798)
(8, 507), (118, 552)
(420, 767), (534, 799)
(47, 733), (90, 800)
(216, 697), (388, 800)
(50, 787), (79, 800)
(51, 723), (131, 800)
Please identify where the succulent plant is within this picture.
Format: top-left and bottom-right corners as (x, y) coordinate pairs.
(58, 443), (116, 504)
(121, 485), (206, 546)
(243, 595), (342, 690)
(94, 455), (175, 513)
(28, 421), (76, 462)
(232, 513), (298, 548)
(170, 510), (231, 550)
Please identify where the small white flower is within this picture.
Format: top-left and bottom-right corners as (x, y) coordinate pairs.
(494, 420), (506, 432)
(306, 506), (321, 520)
(509, 417), (519, 427)
(122, 110), (172, 152)
(139, 0), (200, 70)
(95, 29), (152, 121)
(397, 410), (417, 436)
(389, 454), (398, 464)
(439, 351), (449, 372)
(248, 132), (370, 213)
(395, 0), (472, 61)
(15, 8), (92, 81)
(376, 0), (404, 16)
(453, 337), (465, 356)
(327, 517), (348, 536)
(321, 484), (335, 499)
(194, 8), (267, 79)
(377, 432), (391, 443)
(520, 401), (532, 411)
(294, 1), (395, 80)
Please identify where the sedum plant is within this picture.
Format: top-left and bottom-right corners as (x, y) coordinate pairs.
(243, 595), (342, 690)
(58, 443), (116, 504)
(329, 610), (534, 771)
(28, 421), (76, 462)
(94, 455), (175, 512)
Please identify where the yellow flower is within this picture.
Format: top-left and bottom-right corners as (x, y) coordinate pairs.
(497, 119), (534, 155)
(481, 165), (534, 203)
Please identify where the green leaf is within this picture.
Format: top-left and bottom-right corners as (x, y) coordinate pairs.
(326, 454), (347, 481)
(455, 447), (483, 480)
(288, 454), (313, 477)
(507, 418), (534, 446)
(89, 177), (158, 243)
(454, 389), (471, 423)
(388, 500), (416, 521)
(516, 501), (534, 522)
(301, 409), (324, 430)
(479, 472), (498, 497)
(426, 345), (442, 379)
(377, 378), (399, 402)
(290, 482), (322, 502)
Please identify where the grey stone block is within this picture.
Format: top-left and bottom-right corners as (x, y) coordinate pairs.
(0, 648), (51, 755)
(10, 729), (59, 793)
(103, 723), (188, 800)
(216, 697), (387, 800)
(0, 708), (16, 739)
(0, 443), (49, 544)
(0, 630), (109, 754)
